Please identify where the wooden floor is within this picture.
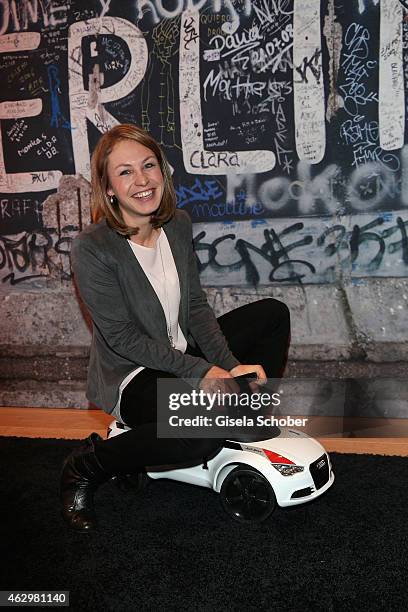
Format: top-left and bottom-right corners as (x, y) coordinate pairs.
(0, 407), (112, 439)
(0, 407), (407, 456)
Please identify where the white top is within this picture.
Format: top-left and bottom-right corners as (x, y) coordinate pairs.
(112, 229), (187, 417)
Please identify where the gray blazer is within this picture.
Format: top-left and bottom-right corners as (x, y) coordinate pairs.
(71, 209), (240, 413)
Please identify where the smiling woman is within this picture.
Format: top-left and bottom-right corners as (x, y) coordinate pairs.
(106, 140), (164, 243)
(60, 123), (291, 533)
(90, 123), (176, 241)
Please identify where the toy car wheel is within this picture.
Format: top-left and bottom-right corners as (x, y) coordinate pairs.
(220, 466), (276, 523)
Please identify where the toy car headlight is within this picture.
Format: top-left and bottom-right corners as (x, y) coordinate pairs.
(271, 464), (305, 476)
(262, 449), (304, 475)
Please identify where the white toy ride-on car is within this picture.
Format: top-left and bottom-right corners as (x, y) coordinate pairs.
(107, 420), (335, 523)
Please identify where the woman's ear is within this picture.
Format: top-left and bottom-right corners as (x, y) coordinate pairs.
(106, 185), (114, 197)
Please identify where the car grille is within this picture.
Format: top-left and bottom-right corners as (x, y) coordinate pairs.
(309, 453), (329, 490)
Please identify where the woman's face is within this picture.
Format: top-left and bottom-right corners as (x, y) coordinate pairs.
(106, 139), (164, 225)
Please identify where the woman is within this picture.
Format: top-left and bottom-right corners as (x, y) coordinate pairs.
(61, 124), (290, 532)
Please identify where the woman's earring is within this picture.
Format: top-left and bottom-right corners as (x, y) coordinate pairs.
(109, 194), (116, 205)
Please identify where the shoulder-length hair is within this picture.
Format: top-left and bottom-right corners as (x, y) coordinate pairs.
(90, 124), (176, 236)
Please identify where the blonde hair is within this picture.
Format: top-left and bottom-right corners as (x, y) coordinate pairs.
(90, 124), (176, 236)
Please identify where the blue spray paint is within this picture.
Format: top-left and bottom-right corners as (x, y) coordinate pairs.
(48, 65), (71, 130)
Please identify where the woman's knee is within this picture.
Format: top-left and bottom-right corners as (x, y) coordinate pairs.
(254, 298), (290, 329)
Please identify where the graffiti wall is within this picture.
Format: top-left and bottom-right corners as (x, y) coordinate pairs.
(1, 0), (408, 288)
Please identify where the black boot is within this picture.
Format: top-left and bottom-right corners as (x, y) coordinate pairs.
(60, 433), (111, 532)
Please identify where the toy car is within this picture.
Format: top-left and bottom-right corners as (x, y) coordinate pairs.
(107, 420), (335, 523)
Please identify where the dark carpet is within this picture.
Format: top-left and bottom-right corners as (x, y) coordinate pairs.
(0, 437), (407, 612)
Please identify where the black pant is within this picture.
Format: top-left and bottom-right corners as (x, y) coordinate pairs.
(94, 299), (290, 473)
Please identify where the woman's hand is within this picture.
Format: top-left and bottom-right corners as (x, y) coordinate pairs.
(230, 364), (267, 385)
(204, 365), (233, 380)
(200, 365), (239, 394)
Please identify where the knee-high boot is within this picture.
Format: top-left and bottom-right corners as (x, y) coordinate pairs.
(60, 433), (112, 532)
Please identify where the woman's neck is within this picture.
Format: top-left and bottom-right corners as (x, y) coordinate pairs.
(129, 222), (160, 247)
